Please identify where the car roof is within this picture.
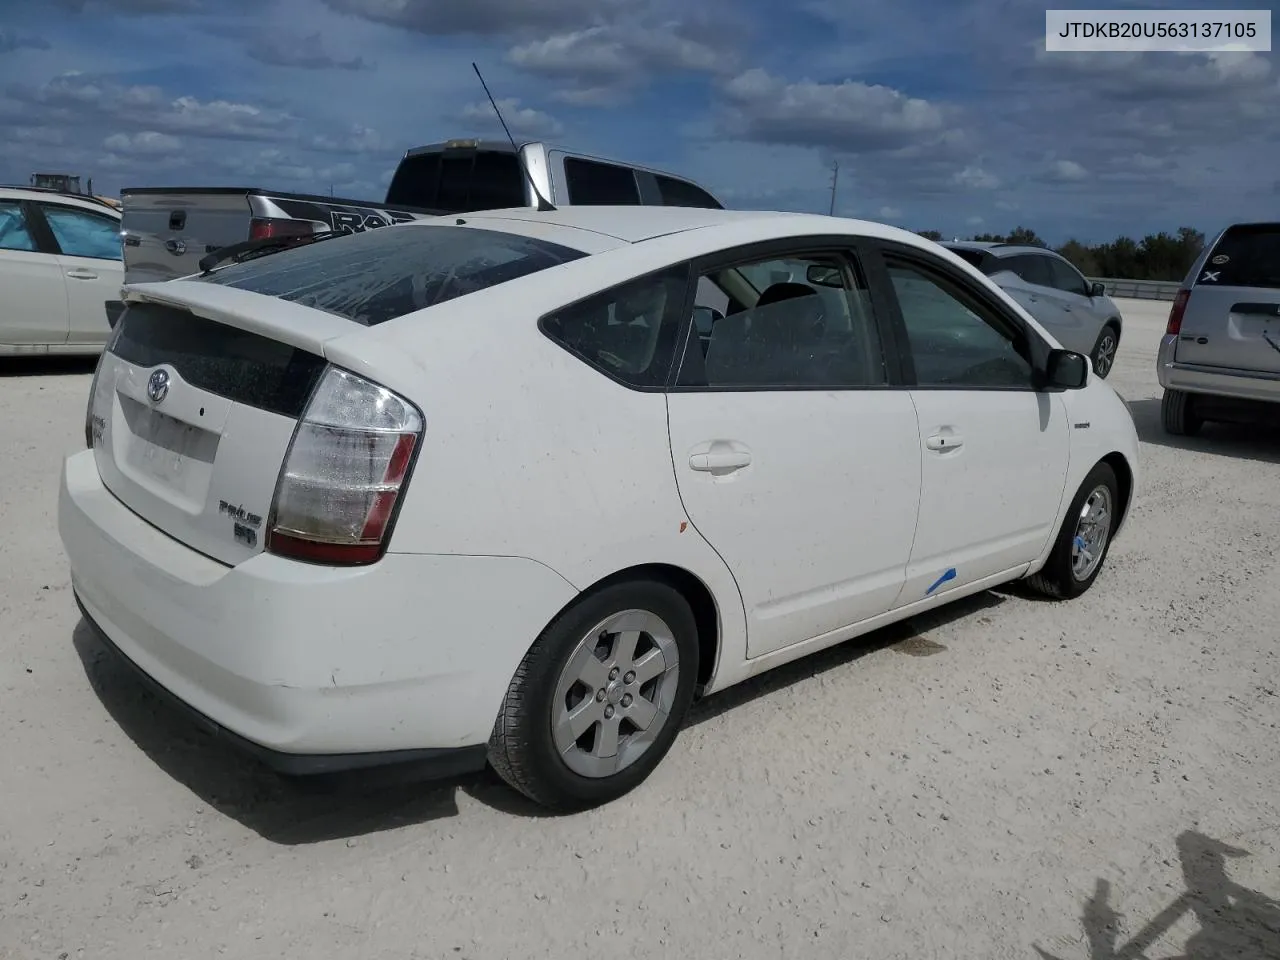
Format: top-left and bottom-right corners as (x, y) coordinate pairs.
(942, 239), (1055, 259)
(0, 186), (122, 217)
(435, 204), (923, 247)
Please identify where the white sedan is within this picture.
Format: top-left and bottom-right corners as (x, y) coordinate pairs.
(58, 205), (1139, 810)
(1, 186), (124, 355)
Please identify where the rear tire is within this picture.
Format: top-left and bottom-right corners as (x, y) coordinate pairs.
(1026, 461), (1119, 600)
(1090, 323), (1120, 378)
(487, 579), (699, 811)
(1161, 388), (1203, 436)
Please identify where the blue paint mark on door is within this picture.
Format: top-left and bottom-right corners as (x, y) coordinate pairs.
(926, 567), (957, 595)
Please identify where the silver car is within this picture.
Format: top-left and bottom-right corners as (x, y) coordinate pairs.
(942, 241), (1123, 378)
(1157, 221), (1280, 435)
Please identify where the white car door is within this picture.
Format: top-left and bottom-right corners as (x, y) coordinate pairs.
(666, 244), (922, 659)
(0, 198), (71, 348)
(35, 202), (124, 347)
(871, 243), (1071, 602)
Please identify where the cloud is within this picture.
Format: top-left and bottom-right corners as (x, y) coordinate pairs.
(716, 68), (950, 153)
(50, 0), (205, 12)
(952, 166), (1000, 190)
(103, 130), (183, 156)
(0, 30), (52, 53)
(879, 205), (901, 219)
(246, 32), (369, 70)
(458, 98), (563, 138)
(320, 0), (616, 36)
(507, 21), (731, 103)
(1045, 159), (1088, 183)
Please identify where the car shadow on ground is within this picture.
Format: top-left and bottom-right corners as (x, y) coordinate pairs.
(0, 356), (98, 378)
(1127, 398), (1280, 465)
(1033, 829), (1280, 959)
(73, 591), (1006, 844)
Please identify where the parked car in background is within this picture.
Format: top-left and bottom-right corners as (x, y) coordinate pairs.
(0, 186), (123, 355)
(1158, 221), (1280, 434)
(60, 206), (1138, 811)
(942, 241), (1123, 378)
(119, 138), (724, 284)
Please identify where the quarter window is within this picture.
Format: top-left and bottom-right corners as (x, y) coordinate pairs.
(678, 253), (886, 388)
(885, 256), (1033, 389)
(563, 158), (642, 205)
(540, 266), (689, 388)
(40, 205), (122, 260)
(654, 175), (722, 209)
(0, 201), (37, 252)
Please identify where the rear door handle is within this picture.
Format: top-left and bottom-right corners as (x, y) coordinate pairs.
(66, 269), (99, 280)
(925, 434), (963, 451)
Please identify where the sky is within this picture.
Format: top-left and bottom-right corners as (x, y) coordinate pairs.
(0, 0), (1275, 245)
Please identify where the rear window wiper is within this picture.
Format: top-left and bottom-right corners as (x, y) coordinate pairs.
(198, 231), (338, 275)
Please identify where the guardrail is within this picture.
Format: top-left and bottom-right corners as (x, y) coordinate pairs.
(1087, 277), (1182, 301)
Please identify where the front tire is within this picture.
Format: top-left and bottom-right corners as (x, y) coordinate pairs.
(488, 578), (699, 811)
(1090, 323), (1120, 378)
(1026, 461), (1119, 600)
(1161, 388), (1203, 436)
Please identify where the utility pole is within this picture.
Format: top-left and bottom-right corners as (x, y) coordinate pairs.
(828, 160), (839, 216)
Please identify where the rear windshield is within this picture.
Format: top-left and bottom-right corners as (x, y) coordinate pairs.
(200, 224), (587, 326)
(385, 150), (527, 212)
(1199, 224), (1280, 288)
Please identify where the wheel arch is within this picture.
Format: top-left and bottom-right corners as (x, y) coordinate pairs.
(1101, 450), (1134, 535)
(547, 563), (723, 694)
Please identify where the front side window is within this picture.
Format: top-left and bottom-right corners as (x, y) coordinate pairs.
(1046, 257), (1089, 297)
(564, 158), (641, 205)
(202, 224), (586, 326)
(0, 201), (37, 252)
(679, 253), (886, 389)
(886, 256), (1033, 389)
(540, 266), (689, 388)
(40, 205), (122, 260)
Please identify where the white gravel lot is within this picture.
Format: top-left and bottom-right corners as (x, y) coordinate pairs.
(2, 299), (1277, 960)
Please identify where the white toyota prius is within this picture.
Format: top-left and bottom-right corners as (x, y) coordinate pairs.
(58, 205), (1140, 810)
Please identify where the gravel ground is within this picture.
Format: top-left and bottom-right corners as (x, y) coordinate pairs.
(2, 299), (1277, 960)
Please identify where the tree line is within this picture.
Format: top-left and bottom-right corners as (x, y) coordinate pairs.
(914, 226), (1206, 281)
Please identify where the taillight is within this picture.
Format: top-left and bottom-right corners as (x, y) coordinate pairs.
(1166, 289), (1190, 335)
(85, 317), (122, 448)
(248, 217), (316, 241)
(266, 366), (423, 566)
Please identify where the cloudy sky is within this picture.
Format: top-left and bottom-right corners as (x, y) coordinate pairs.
(0, 0), (1274, 243)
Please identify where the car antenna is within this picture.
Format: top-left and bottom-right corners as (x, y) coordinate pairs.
(471, 61), (556, 212)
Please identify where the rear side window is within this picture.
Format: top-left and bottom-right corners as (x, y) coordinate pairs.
(1004, 254), (1054, 287)
(1198, 224), (1280, 288)
(564, 158), (641, 205)
(40, 204), (122, 260)
(540, 266), (689, 388)
(384, 150), (526, 212)
(654, 175), (722, 209)
(202, 225), (587, 326)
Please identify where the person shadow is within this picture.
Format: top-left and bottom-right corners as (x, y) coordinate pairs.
(1035, 831), (1280, 959)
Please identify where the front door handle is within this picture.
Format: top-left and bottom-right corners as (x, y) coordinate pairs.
(66, 269), (99, 280)
(689, 442), (751, 473)
(925, 434), (963, 452)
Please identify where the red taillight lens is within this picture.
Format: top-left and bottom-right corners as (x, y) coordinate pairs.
(248, 217), (316, 241)
(266, 367), (423, 566)
(1166, 289), (1190, 336)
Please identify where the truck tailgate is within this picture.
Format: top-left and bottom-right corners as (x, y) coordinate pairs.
(121, 190), (259, 284)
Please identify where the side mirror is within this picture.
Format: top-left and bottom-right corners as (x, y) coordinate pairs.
(1089, 281), (1106, 298)
(806, 264), (843, 287)
(1045, 348), (1088, 389)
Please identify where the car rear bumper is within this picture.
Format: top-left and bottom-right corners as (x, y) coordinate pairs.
(1157, 334), (1280, 403)
(58, 449), (578, 773)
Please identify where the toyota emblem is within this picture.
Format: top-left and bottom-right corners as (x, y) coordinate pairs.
(147, 368), (170, 404)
